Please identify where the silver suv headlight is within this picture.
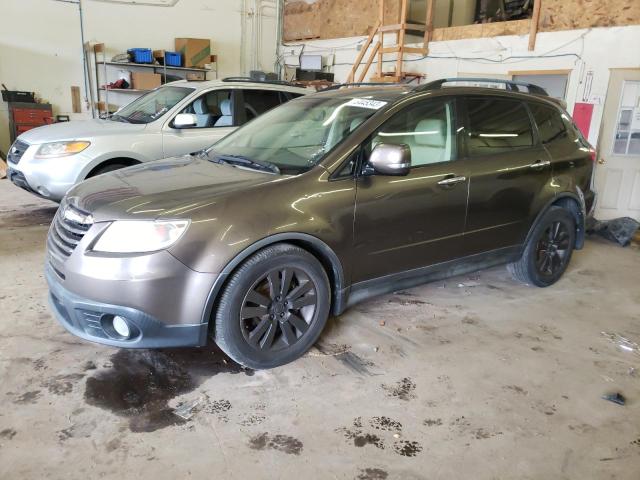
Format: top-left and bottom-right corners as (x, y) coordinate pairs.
(35, 141), (90, 158)
(92, 220), (190, 253)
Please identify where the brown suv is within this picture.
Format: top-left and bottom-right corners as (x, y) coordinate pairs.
(46, 78), (596, 369)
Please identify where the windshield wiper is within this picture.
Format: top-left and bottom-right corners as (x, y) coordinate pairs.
(212, 154), (280, 174)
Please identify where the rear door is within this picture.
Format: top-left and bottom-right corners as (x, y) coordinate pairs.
(462, 96), (552, 255)
(237, 88), (292, 125)
(352, 96), (470, 283)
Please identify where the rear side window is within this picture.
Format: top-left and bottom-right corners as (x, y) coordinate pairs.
(466, 98), (534, 156)
(242, 89), (285, 121)
(529, 103), (568, 145)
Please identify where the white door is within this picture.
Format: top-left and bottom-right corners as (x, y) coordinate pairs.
(161, 89), (237, 158)
(594, 70), (640, 221)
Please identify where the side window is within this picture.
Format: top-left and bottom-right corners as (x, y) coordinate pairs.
(177, 89), (233, 128)
(242, 89), (283, 122)
(529, 103), (568, 145)
(466, 98), (533, 156)
(369, 99), (455, 167)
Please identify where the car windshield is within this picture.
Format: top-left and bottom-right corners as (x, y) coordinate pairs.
(207, 96), (387, 174)
(111, 86), (194, 124)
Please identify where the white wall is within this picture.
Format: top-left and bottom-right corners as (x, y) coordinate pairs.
(281, 25), (640, 147)
(0, 0), (279, 152)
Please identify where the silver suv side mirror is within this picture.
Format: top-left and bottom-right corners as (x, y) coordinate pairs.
(174, 113), (197, 129)
(369, 143), (411, 176)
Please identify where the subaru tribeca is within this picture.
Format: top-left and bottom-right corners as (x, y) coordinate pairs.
(45, 79), (596, 369)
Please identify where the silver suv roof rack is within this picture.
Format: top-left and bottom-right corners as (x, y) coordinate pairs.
(222, 77), (296, 87)
(414, 77), (549, 96)
(320, 82), (407, 91)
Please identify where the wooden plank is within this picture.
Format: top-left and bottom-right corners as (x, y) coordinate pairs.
(395, 0), (408, 78)
(71, 86), (81, 114)
(423, 0), (435, 49)
(379, 23), (425, 32)
(403, 46), (426, 54)
(529, 0), (542, 51)
(381, 46), (400, 54)
(357, 42), (381, 82)
(377, 0), (384, 78)
(431, 19), (529, 41)
(347, 20), (380, 83)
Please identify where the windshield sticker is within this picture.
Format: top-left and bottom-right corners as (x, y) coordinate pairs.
(347, 98), (388, 110)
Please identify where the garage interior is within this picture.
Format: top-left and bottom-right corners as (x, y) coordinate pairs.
(1, 0), (640, 479)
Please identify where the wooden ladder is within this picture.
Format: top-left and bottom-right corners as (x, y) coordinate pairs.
(346, 0), (433, 84)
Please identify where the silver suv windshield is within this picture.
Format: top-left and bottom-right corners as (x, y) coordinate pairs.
(207, 96), (386, 174)
(111, 86), (194, 124)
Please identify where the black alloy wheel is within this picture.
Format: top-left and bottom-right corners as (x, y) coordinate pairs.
(534, 220), (572, 279)
(508, 206), (576, 287)
(214, 243), (330, 369)
(240, 267), (317, 352)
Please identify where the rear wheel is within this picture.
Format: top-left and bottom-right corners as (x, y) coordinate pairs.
(214, 244), (330, 369)
(508, 206), (576, 287)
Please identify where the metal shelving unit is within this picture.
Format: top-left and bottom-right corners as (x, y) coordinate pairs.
(92, 42), (217, 117)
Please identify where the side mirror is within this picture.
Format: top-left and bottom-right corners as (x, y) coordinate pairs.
(173, 113), (197, 129)
(369, 143), (411, 176)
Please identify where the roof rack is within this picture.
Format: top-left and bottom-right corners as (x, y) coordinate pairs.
(414, 78), (549, 96)
(320, 81), (408, 92)
(221, 76), (296, 87)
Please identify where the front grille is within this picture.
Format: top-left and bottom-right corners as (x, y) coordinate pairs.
(47, 204), (93, 260)
(7, 140), (29, 165)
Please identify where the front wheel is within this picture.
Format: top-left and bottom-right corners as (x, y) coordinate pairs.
(214, 244), (330, 369)
(508, 206), (576, 287)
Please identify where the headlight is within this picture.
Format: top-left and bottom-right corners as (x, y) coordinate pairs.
(35, 141), (90, 158)
(93, 220), (190, 253)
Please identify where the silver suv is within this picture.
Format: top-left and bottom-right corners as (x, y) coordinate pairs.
(6, 78), (308, 201)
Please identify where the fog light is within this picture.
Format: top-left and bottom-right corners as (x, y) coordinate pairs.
(112, 315), (131, 338)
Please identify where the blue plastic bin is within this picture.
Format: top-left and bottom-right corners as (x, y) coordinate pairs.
(127, 48), (153, 64)
(164, 52), (182, 67)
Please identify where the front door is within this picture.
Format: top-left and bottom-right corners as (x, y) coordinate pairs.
(352, 97), (469, 284)
(161, 89), (238, 158)
(594, 69), (640, 221)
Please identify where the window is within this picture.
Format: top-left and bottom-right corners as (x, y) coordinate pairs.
(612, 81), (640, 155)
(369, 99), (455, 167)
(529, 103), (568, 145)
(113, 86), (194, 124)
(177, 89), (232, 128)
(209, 96), (380, 175)
(242, 90), (284, 122)
(466, 98), (533, 156)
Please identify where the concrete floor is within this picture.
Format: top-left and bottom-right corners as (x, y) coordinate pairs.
(0, 180), (639, 480)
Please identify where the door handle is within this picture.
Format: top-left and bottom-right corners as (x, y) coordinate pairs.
(437, 175), (467, 187)
(529, 159), (551, 170)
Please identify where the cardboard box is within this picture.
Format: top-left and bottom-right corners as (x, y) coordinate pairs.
(131, 72), (161, 90)
(175, 38), (211, 68)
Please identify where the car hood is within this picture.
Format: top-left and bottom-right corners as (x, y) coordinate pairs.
(66, 155), (282, 222)
(18, 118), (146, 145)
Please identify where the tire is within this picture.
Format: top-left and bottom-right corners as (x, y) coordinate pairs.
(88, 163), (128, 177)
(508, 206), (576, 287)
(214, 243), (331, 369)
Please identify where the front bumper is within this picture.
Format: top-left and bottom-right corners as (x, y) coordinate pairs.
(7, 145), (93, 201)
(46, 264), (209, 348)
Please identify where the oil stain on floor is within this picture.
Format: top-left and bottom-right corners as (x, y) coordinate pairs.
(84, 345), (252, 432)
